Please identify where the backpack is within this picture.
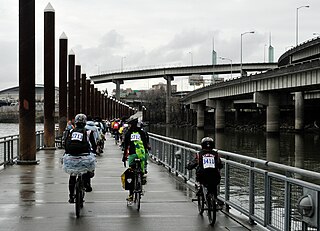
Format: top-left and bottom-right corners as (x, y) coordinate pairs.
(65, 127), (90, 155)
(113, 122), (119, 130)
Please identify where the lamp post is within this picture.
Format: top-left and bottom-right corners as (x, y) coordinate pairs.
(240, 31), (254, 77)
(188, 51), (193, 66)
(121, 56), (126, 71)
(95, 64), (100, 74)
(219, 57), (233, 78)
(296, 5), (309, 46)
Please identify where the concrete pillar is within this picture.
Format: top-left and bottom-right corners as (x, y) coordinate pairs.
(75, 65), (81, 115)
(43, 3), (55, 149)
(165, 75), (174, 124)
(215, 100), (225, 131)
(295, 92), (304, 131)
(266, 93), (280, 133)
(18, 0), (37, 164)
(68, 50), (75, 120)
(294, 133), (304, 178)
(197, 104), (205, 128)
(58, 32), (68, 136)
(113, 80), (124, 100)
(215, 131), (225, 150)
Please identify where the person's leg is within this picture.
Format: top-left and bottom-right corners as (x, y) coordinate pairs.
(83, 172), (93, 192)
(68, 175), (76, 203)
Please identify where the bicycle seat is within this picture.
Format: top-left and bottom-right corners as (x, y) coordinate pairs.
(134, 158), (141, 162)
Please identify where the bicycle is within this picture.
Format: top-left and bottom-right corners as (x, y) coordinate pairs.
(127, 158), (143, 211)
(74, 173), (86, 218)
(193, 183), (217, 226)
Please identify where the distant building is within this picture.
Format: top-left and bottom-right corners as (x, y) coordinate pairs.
(151, 82), (177, 92)
(0, 84), (59, 107)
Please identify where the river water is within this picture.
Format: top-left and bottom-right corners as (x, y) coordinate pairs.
(148, 125), (320, 173)
(1, 123), (319, 173)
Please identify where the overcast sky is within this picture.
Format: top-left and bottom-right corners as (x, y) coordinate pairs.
(0, 0), (319, 93)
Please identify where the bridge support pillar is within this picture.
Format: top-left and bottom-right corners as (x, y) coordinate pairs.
(112, 80), (124, 100)
(196, 104), (205, 128)
(295, 92), (304, 131)
(266, 93), (280, 133)
(215, 100), (225, 131)
(164, 75), (174, 124)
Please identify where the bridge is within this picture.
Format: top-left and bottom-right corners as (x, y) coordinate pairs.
(1, 131), (319, 230)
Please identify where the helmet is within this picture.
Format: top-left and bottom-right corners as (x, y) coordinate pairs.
(200, 137), (214, 149)
(127, 115), (139, 124)
(74, 113), (87, 125)
(94, 121), (101, 127)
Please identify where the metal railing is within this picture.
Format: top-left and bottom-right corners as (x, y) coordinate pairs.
(0, 131), (44, 167)
(148, 132), (320, 231)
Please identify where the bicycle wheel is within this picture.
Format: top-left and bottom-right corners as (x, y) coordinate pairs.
(206, 194), (216, 226)
(197, 190), (205, 215)
(75, 181), (81, 218)
(134, 174), (142, 211)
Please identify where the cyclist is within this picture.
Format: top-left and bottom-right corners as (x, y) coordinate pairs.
(64, 114), (97, 203)
(85, 115), (99, 154)
(186, 137), (223, 199)
(122, 115), (149, 202)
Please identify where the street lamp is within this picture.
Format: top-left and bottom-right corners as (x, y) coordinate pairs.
(95, 64), (100, 74)
(240, 31), (254, 77)
(219, 57), (233, 78)
(296, 5), (309, 46)
(121, 56), (126, 71)
(188, 51), (193, 66)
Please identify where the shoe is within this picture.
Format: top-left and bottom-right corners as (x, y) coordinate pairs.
(68, 194), (75, 203)
(142, 175), (147, 185)
(85, 185), (92, 192)
(126, 195), (133, 202)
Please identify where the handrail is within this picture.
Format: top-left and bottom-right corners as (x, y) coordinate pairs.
(0, 130), (45, 167)
(148, 132), (320, 230)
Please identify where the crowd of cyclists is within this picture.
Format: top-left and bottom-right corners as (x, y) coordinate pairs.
(61, 112), (222, 223)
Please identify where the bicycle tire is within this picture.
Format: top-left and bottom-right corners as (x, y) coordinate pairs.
(75, 181), (81, 218)
(134, 174), (142, 211)
(206, 194), (216, 226)
(197, 190), (205, 215)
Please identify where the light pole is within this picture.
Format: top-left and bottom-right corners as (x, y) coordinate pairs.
(240, 31), (254, 77)
(219, 57), (233, 78)
(95, 64), (100, 74)
(296, 5), (309, 46)
(121, 56), (126, 71)
(188, 51), (193, 66)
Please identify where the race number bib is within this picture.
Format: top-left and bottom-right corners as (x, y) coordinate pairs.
(130, 133), (141, 141)
(71, 132), (83, 141)
(203, 155), (215, 169)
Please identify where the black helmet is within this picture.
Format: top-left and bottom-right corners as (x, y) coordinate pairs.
(127, 115), (139, 124)
(75, 113), (87, 125)
(200, 137), (214, 149)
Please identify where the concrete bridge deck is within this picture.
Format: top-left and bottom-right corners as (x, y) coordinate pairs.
(0, 135), (267, 231)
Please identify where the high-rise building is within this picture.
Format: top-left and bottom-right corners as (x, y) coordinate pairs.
(268, 33), (274, 62)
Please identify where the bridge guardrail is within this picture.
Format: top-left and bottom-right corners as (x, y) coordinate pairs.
(0, 131), (44, 168)
(148, 132), (320, 231)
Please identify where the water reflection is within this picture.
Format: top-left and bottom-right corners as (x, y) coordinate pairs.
(266, 133), (280, 163)
(148, 124), (320, 172)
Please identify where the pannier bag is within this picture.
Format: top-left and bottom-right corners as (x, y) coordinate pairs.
(121, 168), (134, 190)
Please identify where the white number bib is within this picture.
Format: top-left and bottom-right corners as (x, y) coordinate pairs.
(130, 133), (141, 141)
(71, 132), (83, 141)
(203, 155), (215, 169)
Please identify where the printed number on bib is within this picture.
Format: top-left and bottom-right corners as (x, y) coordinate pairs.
(130, 133), (141, 141)
(71, 132), (83, 141)
(203, 155), (215, 169)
